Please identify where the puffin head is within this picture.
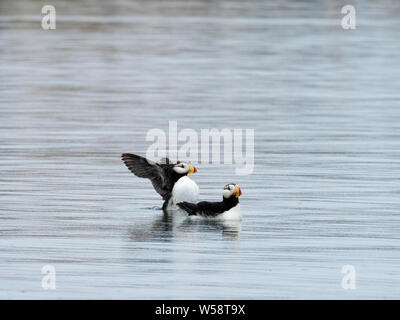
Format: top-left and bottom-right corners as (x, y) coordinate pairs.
(223, 183), (242, 199)
(173, 161), (197, 175)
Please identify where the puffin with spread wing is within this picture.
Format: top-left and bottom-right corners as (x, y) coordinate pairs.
(121, 153), (199, 211)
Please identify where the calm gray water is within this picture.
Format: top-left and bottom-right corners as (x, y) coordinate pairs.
(1, 0), (400, 299)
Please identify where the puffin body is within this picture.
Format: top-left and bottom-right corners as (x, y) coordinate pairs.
(219, 203), (241, 221)
(177, 184), (242, 220)
(169, 176), (199, 209)
(121, 153), (198, 211)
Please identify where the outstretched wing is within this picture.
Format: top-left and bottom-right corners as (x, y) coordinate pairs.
(121, 153), (173, 200)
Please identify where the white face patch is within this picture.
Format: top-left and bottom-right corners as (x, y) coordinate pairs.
(223, 184), (236, 198)
(223, 189), (232, 198)
(173, 162), (189, 174)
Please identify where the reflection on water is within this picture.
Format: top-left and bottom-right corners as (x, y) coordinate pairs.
(128, 211), (241, 243)
(1, 0), (400, 299)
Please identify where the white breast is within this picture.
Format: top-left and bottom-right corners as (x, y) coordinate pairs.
(219, 203), (241, 221)
(168, 176), (199, 210)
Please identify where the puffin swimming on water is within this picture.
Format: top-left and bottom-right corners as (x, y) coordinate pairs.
(121, 153), (199, 211)
(177, 183), (242, 220)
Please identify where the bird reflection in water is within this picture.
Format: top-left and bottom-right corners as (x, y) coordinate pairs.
(128, 210), (241, 242)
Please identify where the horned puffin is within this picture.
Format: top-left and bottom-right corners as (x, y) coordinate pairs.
(121, 153), (199, 211)
(177, 183), (242, 220)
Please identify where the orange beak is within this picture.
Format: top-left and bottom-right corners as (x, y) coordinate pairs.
(188, 165), (197, 174)
(234, 185), (242, 197)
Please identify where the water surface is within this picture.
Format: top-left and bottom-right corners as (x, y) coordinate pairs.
(1, 0), (400, 299)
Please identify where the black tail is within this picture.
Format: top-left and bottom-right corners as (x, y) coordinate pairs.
(177, 202), (199, 216)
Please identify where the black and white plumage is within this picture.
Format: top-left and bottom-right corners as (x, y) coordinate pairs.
(177, 183), (242, 220)
(121, 153), (199, 211)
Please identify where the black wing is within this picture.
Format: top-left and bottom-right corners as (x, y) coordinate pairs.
(121, 153), (174, 200)
(177, 202), (199, 215)
(178, 201), (224, 216)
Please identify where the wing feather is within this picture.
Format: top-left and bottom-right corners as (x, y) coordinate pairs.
(121, 153), (173, 200)
(178, 201), (224, 216)
(177, 202), (199, 215)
